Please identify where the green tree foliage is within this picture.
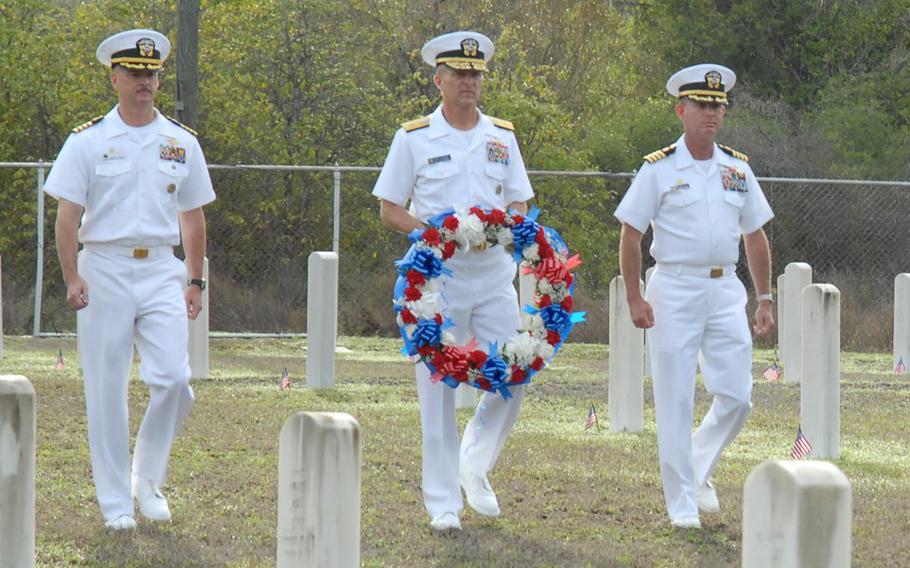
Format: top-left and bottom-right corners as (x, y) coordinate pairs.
(1, 0), (908, 333)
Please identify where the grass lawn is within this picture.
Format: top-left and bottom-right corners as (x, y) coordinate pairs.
(2, 336), (909, 567)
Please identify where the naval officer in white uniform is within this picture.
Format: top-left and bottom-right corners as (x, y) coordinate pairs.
(372, 31), (534, 531)
(614, 64), (774, 529)
(44, 29), (215, 531)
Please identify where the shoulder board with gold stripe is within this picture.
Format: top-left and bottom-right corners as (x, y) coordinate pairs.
(401, 116), (430, 133)
(71, 115), (104, 134)
(166, 115), (199, 136)
(718, 144), (749, 162)
(489, 116), (514, 131)
(643, 144), (677, 164)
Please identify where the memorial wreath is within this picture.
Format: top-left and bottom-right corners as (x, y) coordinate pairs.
(393, 206), (585, 399)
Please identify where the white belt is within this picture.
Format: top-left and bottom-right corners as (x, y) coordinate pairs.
(656, 263), (736, 279)
(83, 243), (174, 259)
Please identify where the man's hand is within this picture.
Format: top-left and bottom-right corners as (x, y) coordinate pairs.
(629, 297), (655, 329)
(185, 285), (203, 320)
(66, 276), (89, 310)
(753, 301), (775, 337)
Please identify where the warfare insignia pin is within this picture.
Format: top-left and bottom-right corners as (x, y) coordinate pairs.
(670, 179), (690, 192)
(137, 38), (156, 58)
(705, 70), (722, 90)
(461, 38), (479, 57)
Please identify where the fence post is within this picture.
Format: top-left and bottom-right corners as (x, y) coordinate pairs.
(333, 161), (341, 254)
(32, 167), (46, 337)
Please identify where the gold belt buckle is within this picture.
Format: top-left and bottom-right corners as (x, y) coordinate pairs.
(709, 267), (723, 278)
(133, 247), (149, 259)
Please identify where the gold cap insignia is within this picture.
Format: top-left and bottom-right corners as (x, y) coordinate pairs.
(705, 70), (722, 90)
(461, 38), (479, 57)
(136, 38), (155, 58)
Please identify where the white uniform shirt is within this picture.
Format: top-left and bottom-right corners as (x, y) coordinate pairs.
(372, 105), (534, 221)
(44, 106), (216, 247)
(615, 134), (773, 266)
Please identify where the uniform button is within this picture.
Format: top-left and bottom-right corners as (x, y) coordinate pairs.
(496, 184), (503, 194)
(171, 165), (176, 170)
(167, 183), (176, 193)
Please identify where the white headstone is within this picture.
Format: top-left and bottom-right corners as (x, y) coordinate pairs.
(742, 460), (851, 568)
(188, 257), (209, 379)
(306, 252), (338, 389)
(783, 263), (812, 383)
(801, 284), (840, 458)
(0, 376), (36, 568)
(277, 412), (360, 568)
(643, 267), (656, 377)
(894, 274), (910, 372)
(518, 262), (535, 324)
(608, 276), (644, 432)
(776, 273), (786, 366)
(0, 256), (4, 362)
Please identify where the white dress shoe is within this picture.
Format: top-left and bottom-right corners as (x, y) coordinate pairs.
(671, 516), (701, 529)
(430, 512), (462, 531)
(105, 514), (137, 531)
(696, 480), (720, 513)
(133, 476), (172, 522)
(459, 468), (500, 517)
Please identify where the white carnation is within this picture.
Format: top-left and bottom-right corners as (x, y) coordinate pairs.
(407, 293), (440, 319)
(441, 331), (457, 346)
(497, 227), (514, 247)
(535, 342), (555, 360)
(503, 333), (537, 366)
(455, 213), (486, 249)
(522, 243), (540, 262)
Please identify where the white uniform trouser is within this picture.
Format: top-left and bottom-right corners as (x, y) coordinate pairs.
(645, 267), (753, 521)
(416, 247), (525, 519)
(77, 248), (194, 522)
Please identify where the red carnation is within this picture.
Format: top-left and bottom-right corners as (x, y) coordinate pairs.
(511, 366), (526, 383)
(423, 228), (442, 247)
(561, 297), (573, 311)
(546, 330), (562, 346)
(488, 209), (506, 225)
(435, 314), (443, 325)
(537, 242), (554, 259)
(406, 270), (426, 287)
(432, 352), (447, 368)
(418, 346), (435, 357)
(468, 349), (488, 367)
(401, 310), (417, 324)
(454, 371), (469, 382)
(565, 273), (574, 286)
(477, 378), (492, 391)
(511, 214), (525, 224)
(530, 357), (544, 371)
(442, 241), (456, 259)
(470, 206), (486, 221)
(404, 286), (422, 301)
(538, 294), (552, 307)
(535, 228), (548, 246)
(442, 215), (459, 231)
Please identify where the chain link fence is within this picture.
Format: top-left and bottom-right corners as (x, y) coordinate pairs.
(2, 162), (908, 350)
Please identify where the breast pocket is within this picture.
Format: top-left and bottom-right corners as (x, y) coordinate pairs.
(158, 161), (189, 195)
(93, 160), (131, 197)
(722, 190), (745, 209)
(661, 188), (699, 208)
(417, 162), (458, 198)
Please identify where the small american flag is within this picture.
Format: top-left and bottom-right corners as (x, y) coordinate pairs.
(278, 368), (291, 390)
(791, 427), (813, 460)
(584, 404), (599, 431)
(762, 361), (782, 382)
(895, 357), (907, 374)
(54, 349), (64, 369)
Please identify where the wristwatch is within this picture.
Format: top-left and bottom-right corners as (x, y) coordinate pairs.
(188, 278), (207, 291)
(756, 292), (773, 303)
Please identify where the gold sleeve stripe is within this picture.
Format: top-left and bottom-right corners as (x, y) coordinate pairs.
(718, 144), (749, 162)
(72, 115), (104, 133)
(165, 115), (199, 136)
(489, 117), (514, 131)
(401, 116), (430, 132)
